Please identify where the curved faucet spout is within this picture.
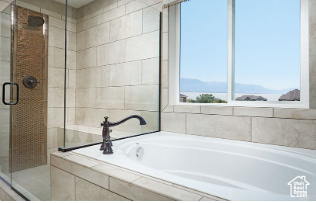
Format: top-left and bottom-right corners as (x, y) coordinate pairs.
(108, 115), (146, 127)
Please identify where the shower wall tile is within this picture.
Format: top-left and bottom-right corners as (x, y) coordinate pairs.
(67, 50), (77, 70)
(96, 44), (110, 66)
(0, 12), (10, 38)
(0, 37), (10, 61)
(108, 40), (126, 64)
(142, 57), (159, 85)
(109, 16), (127, 42)
(67, 89), (76, 108)
(67, 31), (77, 51)
(47, 107), (64, 129)
(125, 31), (159, 61)
(95, 87), (125, 109)
(48, 88), (64, 108)
(126, 0), (148, 14)
(95, 66), (110, 88)
(48, 68), (64, 88)
(48, 47), (65, 68)
(77, 17), (97, 33)
(143, 7), (160, 33)
(49, 26), (65, 49)
(109, 61), (142, 86)
(125, 85), (159, 111)
(47, 128), (57, 149)
(97, 5), (125, 25)
(97, 40), (125, 66)
(77, 47), (96, 69)
(75, 88), (96, 108)
(109, 109), (142, 133)
(67, 108), (76, 125)
(118, 0), (133, 6)
(125, 10), (142, 38)
(141, 111), (159, 134)
(83, 108), (109, 128)
(77, 22), (109, 51)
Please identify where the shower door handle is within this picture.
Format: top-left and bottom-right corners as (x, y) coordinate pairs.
(2, 82), (19, 105)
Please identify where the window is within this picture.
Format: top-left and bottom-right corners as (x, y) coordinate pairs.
(170, 0), (309, 108)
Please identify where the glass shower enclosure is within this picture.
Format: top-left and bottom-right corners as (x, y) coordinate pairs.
(0, 0), (161, 200)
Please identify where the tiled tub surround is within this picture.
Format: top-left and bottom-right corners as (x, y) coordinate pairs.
(50, 151), (224, 201)
(52, 132), (316, 201)
(160, 0), (316, 150)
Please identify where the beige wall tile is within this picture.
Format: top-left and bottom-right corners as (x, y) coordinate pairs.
(77, 47), (96, 69)
(92, 163), (140, 183)
(126, 0), (147, 14)
(161, 112), (186, 133)
(48, 68), (64, 88)
(201, 106), (233, 116)
(234, 107), (273, 117)
(162, 32), (168, 60)
(142, 57), (159, 85)
(162, 105), (173, 112)
(51, 155), (109, 189)
(110, 61), (142, 86)
(125, 10), (142, 38)
(75, 88), (96, 108)
(77, 17), (97, 32)
(109, 177), (173, 201)
(51, 166), (75, 201)
(174, 105), (200, 113)
(110, 16), (126, 42)
(49, 26), (65, 49)
(125, 31), (159, 61)
(109, 109), (142, 133)
(75, 177), (129, 201)
(143, 7), (160, 33)
(186, 114), (252, 141)
(252, 117), (316, 150)
(125, 85), (159, 111)
(141, 111), (159, 133)
(274, 108), (316, 120)
(97, 5), (125, 25)
(161, 60), (169, 88)
(95, 87), (125, 109)
(133, 178), (201, 201)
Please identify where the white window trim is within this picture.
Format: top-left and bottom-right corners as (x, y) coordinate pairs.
(169, 0), (309, 108)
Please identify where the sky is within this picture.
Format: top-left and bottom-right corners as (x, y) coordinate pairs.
(180, 0), (301, 90)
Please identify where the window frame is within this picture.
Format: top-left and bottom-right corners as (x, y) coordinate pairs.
(169, 0), (309, 108)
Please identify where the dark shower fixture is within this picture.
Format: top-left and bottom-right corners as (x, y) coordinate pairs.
(28, 16), (44, 27)
(23, 76), (40, 89)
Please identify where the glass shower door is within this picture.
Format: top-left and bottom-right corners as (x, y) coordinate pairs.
(0, 2), (13, 185)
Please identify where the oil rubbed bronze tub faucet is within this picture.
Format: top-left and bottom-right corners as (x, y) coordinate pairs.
(100, 115), (147, 154)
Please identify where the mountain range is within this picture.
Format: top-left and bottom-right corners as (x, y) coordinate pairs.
(180, 78), (297, 94)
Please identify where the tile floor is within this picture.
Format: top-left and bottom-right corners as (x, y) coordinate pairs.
(12, 165), (50, 201)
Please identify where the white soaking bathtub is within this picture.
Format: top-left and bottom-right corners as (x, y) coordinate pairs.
(74, 131), (316, 201)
